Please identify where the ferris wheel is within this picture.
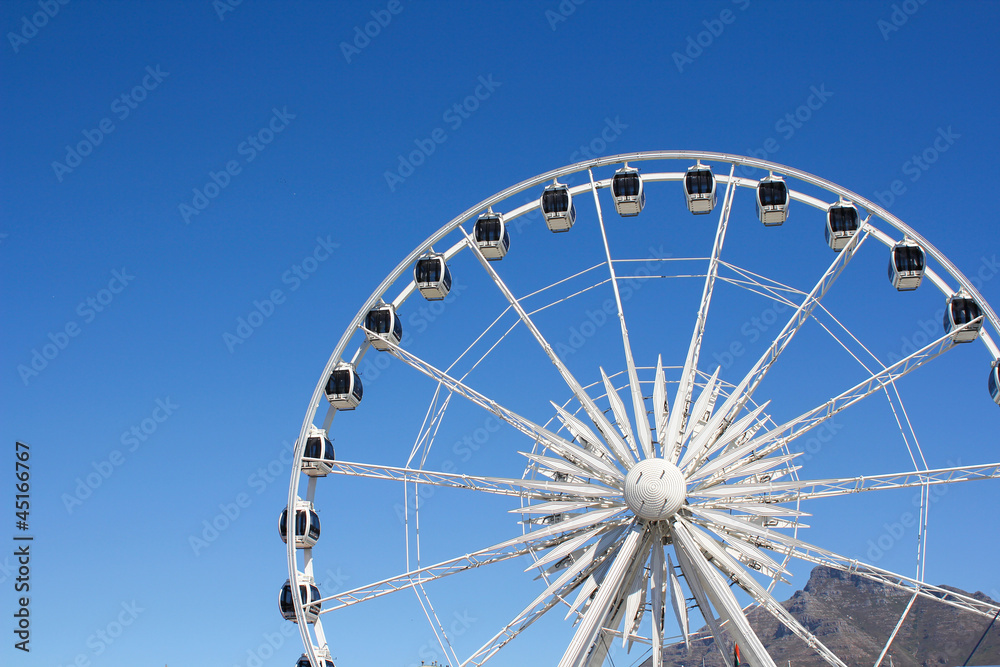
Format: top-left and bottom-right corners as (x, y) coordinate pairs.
(280, 151), (1000, 667)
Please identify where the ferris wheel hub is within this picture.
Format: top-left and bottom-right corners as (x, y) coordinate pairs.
(623, 457), (686, 521)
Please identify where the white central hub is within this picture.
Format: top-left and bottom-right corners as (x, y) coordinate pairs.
(624, 458), (686, 521)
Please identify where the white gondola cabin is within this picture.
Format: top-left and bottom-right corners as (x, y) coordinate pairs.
(364, 303), (402, 351)
(683, 163), (716, 214)
(279, 502), (321, 549)
(297, 652), (335, 667)
(279, 578), (321, 623)
(756, 174), (789, 226)
(474, 208), (509, 260)
(612, 164), (645, 216)
(825, 200), (859, 251)
(889, 239), (925, 291)
(414, 252), (452, 300)
(325, 363), (363, 410)
(990, 364), (1000, 406)
(302, 426), (335, 476)
(541, 181), (576, 232)
(944, 291), (982, 343)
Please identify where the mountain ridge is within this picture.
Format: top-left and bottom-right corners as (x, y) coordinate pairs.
(640, 566), (1000, 666)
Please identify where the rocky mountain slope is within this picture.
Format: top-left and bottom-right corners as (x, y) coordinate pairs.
(642, 566), (999, 666)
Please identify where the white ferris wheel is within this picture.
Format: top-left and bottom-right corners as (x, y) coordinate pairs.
(280, 151), (1000, 667)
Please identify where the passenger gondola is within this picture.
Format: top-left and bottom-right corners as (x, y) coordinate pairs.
(825, 199), (860, 251)
(943, 291), (983, 343)
(414, 252), (452, 300)
(612, 164), (645, 216)
(888, 239), (925, 291)
(364, 303), (402, 351)
(297, 652), (335, 667)
(756, 174), (789, 226)
(279, 578), (321, 624)
(683, 162), (716, 215)
(279, 502), (321, 549)
(541, 180), (576, 232)
(302, 426), (335, 476)
(989, 364), (1000, 406)
(325, 363), (363, 409)
(474, 208), (509, 260)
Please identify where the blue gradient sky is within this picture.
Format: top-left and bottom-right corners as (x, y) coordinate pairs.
(2, 2), (999, 666)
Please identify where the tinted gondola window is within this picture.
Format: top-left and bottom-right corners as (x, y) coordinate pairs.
(686, 170), (713, 194)
(365, 309), (391, 334)
(953, 299), (982, 325)
(308, 511), (321, 539)
(759, 182), (787, 207)
(895, 246), (924, 272)
(543, 189), (569, 212)
(416, 259), (441, 284)
(305, 435), (324, 459)
(829, 207), (858, 232)
(476, 218), (502, 242)
(326, 371), (349, 395)
(990, 367), (999, 399)
(613, 174), (640, 197)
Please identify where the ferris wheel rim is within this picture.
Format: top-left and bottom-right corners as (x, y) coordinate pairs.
(284, 151), (1000, 666)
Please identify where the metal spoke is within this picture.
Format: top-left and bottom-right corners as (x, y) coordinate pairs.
(457, 225), (636, 470)
(464, 525), (626, 667)
(671, 521), (734, 667)
(683, 521), (847, 667)
(691, 462), (1000, 503)
(687, 510), (1000, 619)
(673, 518), (778, 667)
(689, 322), (975, 487)
(314, 520), (627, 613)
(558, 523), (648, 667)
(589, 168), (651, 460)
(362, 326), (626, 483)
(309, 459), (624, 501)
(681, 227), (869, 472)
(666, 165), (737, 463)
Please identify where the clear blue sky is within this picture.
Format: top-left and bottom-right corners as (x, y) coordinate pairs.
(2, 1), (999, 666)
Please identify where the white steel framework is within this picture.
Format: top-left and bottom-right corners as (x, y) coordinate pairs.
(284, 152), (1000, 667)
